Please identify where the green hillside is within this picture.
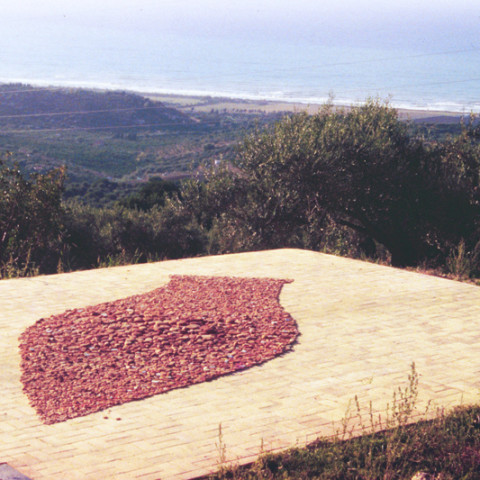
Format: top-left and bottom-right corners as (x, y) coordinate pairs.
(0, 84), (192, 130)
(0, 84), (282, 197)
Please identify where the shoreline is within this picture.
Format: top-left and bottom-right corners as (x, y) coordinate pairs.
(0, 80), (468, 122)
(145, 92), (467, 122)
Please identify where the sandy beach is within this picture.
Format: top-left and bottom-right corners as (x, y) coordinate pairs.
(146, 93), (465, 123)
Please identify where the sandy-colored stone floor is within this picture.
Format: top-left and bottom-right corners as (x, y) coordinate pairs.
(1, 249), (479, 479)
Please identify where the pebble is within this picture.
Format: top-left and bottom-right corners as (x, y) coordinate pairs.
(19, 275), (298, 424)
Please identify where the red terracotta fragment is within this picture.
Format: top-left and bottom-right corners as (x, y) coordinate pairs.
(19, 275), (298, 424)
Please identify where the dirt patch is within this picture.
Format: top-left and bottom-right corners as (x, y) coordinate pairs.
(19, 275), (298, 424)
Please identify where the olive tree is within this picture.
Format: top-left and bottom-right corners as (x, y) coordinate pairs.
(0, 156), (66, 276)
(202, 101), (480, 267)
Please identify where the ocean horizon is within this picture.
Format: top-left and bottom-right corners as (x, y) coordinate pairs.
(1, 4), (479, 113)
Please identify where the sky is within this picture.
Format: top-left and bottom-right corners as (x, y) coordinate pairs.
(3, 1), (475, 23)
(2, 0), (478, 50)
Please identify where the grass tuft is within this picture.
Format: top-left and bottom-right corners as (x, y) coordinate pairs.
(207, 364), (480, 479)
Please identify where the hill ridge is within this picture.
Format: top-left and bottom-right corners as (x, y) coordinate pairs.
(0, 84), (193, 130)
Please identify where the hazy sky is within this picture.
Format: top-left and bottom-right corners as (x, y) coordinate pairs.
(2, 0), (479, 49)
(4, 0), (477, 20)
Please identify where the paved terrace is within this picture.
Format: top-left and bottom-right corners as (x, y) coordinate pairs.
(1, 249), (480, 479)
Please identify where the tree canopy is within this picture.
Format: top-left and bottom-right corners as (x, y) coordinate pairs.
(187, 101), (480, 268)
(0, 155), (66, 276)
(120, 177), (180, 211)
(2, 100), (479, 278)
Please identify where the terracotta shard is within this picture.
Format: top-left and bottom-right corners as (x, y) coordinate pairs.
(19, 275), (298, 424)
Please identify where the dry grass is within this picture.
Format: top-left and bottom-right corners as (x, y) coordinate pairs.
(207, 364), (480, 480)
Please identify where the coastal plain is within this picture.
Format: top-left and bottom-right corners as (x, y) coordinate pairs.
(147, 92), (465, 122)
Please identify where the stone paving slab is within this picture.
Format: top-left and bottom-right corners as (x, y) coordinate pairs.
(1, 248), (480, 479)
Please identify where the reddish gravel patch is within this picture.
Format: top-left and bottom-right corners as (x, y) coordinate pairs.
(19, 275), (298, 424)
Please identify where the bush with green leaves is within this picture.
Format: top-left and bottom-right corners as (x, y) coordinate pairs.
(62, 200), (207, 271)
(0, 156), (66, 277)
(191, 101), (480, 269)
(119, 176), (180, 211)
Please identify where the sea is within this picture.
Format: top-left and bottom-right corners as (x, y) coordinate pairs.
(0, 14), (479, 113)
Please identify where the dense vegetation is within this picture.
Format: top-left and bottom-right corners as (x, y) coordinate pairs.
(1, 90), (479, 279)
(177, 101), (480, 271)
(0, 155), (66, 276)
